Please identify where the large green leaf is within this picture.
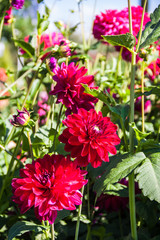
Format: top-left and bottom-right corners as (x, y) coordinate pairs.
(136, 153), (160, 203)
(93, 152), (146, 197)
(12, 39), (35, 57)
(8, 221), (48, 240)
(139, 4), (160, 49)
(102, 33), (136, 52)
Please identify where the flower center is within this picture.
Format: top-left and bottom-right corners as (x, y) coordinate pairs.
(40, 170), (51, 185)
(93, 125), (100, 132)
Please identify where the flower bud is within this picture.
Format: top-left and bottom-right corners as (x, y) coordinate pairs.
(10, 108), (30, 127)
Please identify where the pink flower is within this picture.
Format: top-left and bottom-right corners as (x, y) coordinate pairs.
(11, 154), (87, 224)
(135, 96), (152, 114)
(11, 0), (24, 9)
(145, 58), (160, 81)
(93, 6), (150, 41)
(9, 108), (30, 127)
(0, 68), (8, 82)
(4, 7), (12, 25)
(20, 32), (71, 58)
(93, 6), (150, 62)
(49, 62), (98, 115)
(59, 108), (120, 168)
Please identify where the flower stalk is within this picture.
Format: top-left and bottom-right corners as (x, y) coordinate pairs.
(128, 1), (137, 239)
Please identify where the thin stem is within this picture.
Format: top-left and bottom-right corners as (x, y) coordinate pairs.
(0, 143), (20, 162)
(78, 1), (86, 51)
(128, 0), (133, 34)
(0, 128), (24, 202)
(115, 47), (123, 79)
(74, 184), (85, 240)
(53, 104), (63, 152)
(129, 172), (137, 240)
(136, 0), (148, 52)
(51, 223), (54, 240)
(87, 0), (97, 49)
(120, 118), (129, 152)
(0, 68), (33, 98)
(128, 1), (138, 240)
(141, 61), (145, 133)
(32, 77), (43, 106)
(27, 131), (34, 161)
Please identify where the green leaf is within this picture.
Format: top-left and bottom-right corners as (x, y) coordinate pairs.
(55, 209), (71, 224)
(8, 221), (48, 240)
(130, 122), (151, 142)
(136, 153), (160, 203)
(139, 4), (160, 49)
(37, 11), (49, 35)
(102, 33), (136, 52)
(12, 39), (35, 57)
(83, 85), (129, 122)
(93, 152), (146, 197)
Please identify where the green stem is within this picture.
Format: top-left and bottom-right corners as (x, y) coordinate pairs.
(0, 143), (20, 162)
(27, 131), (34, 161)
(51, 223), (54, 240)
(129, 172), (137, 240)
(74, 184), (85, 240)
(128, 1), (138, 239)
(78, 1), (86, 51)
(53, 104), (63, 152)
(0, 128), (24, 202)
(115, 47), (123, 79)
(120, 118), (129, 152)
(136, 0), (148, 52)
(0, 68), (33, 98)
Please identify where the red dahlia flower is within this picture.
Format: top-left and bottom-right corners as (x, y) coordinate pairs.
(49, 62), (98, 115)
(11, 154), (87, 224)
(59, 108), (120, 168)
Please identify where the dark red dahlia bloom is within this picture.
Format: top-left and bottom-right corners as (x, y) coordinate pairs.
(11, 154), (87, 224)
(49, 62), (98, 115)
(59, 108), (120, 168)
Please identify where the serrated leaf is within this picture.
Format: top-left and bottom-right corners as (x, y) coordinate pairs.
(136, 153), (160, 203)
(12, 39), (35, 57)
(8, 221), (48, 240)
(93, 152), (146, 197)
(139, 4), (160, 49)
(102, 33), (136, 52)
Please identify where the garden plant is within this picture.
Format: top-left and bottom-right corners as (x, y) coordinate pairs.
(0, 0), (160, 239)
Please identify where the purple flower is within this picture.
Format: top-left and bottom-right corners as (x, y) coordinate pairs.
(49, 57), (57, 72)
(10, 108), (30, 127)
(11, 0), (25, 9)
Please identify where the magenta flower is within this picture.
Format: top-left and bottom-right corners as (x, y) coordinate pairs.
(59, 108), (120, 168)
(11, 0), (25, 9)
(135, 96), (152, 114)
(10, 108), (30, 127)
(4, 7), (12, 25)
(93, 6), (150, 62)
(49, 62), (98, 115)
(93, 6), (150, 41)
(11, 154), (87, 224)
